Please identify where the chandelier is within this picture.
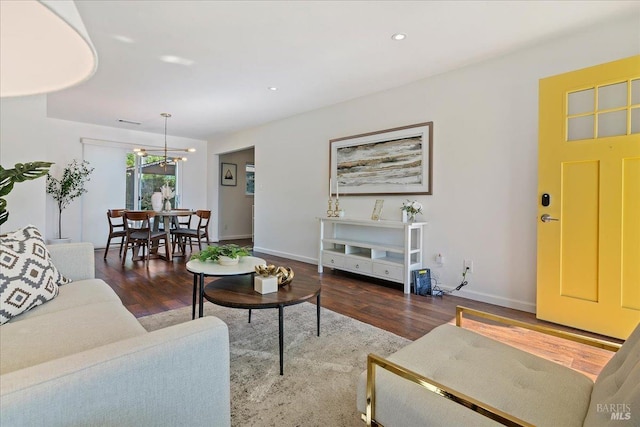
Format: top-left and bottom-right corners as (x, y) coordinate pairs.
(133, 113), (195, 168)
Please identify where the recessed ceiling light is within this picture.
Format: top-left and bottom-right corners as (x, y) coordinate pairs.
(391, 33), (407, 41)
(112, 34), (135, 44)
(268, 87), (278, 91)
(159, 55), (195, 66)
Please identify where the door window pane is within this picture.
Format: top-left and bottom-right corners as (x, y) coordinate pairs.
(125, 153), (136, 210)
(598, 110), (627, 138)
(631, 108), (640, 134)
(632, 79), (640, 105)
(125, 153), (178, 210)
(568, 88), (594, 115)
(598, 82), (627, 110)
(568, 115), (594, 141)
(140, 156), (176, 210)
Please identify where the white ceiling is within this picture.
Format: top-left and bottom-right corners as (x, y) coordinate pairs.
(46, 1), (639, 141)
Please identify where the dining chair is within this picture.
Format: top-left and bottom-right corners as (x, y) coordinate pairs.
(173, 209), (193, 229)
(171, 209), (211, 253)
(121, 211), (170, 265)
(104, 209), (127, 259)
(170, 209), (193, 256)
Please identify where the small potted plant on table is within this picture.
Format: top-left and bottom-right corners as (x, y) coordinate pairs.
(192, 244), (251, 266)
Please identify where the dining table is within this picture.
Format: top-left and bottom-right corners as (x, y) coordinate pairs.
(149, 209), (196, 261)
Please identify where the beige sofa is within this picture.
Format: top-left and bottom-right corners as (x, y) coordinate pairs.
(1, 242), (230, 426)
(357, 306), (640, 427)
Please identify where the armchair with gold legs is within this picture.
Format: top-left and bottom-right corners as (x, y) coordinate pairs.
(358, 306), (638, 427)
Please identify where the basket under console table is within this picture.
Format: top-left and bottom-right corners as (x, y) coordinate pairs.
(318, 217), (426, 294)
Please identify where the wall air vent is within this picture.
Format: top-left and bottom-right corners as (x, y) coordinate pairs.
(118, 119), (141, 125)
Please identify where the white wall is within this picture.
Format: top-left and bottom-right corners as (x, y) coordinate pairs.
(0, 96), (49, 234)
(0, 95), (208, 246)
(208, 14), (640, 312)
(219, 148), (254, 240)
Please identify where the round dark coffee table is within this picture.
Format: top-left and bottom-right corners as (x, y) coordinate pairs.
(202, 275), (321, 375)
(186, 256), (267, 319)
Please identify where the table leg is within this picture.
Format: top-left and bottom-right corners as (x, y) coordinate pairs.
(150, 218), (159, 255)
(192, 274), (197, 320)
(163, 216), (171, 261)
(248, 309), (252, 323)
(317, 293), (321, 337)
(199, 273), (205, 318)
(279, 305), (284, 376)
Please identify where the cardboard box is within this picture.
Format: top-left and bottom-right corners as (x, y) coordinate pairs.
(254, 275), (278, 294)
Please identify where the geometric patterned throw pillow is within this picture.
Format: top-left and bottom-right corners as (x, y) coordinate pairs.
(0, 225), (71, 324)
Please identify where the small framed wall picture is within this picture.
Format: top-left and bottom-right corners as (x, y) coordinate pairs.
(371, 199), (384, 221)
(221, 162), (237, 186)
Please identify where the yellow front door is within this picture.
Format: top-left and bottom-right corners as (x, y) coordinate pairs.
(537, 56), (640, 340)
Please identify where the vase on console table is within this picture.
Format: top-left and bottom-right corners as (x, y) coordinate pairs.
(402, 210), (408, 223)
(151, 192), (163, 212)
(164, 200), (172, 211)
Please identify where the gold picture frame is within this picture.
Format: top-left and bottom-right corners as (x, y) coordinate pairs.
(371, 199), (384, 221)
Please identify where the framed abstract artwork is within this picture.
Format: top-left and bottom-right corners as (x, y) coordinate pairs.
(329, 122), (433, 196)
(221, 162), (237, 186)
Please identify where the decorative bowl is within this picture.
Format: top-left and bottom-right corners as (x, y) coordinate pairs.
(218, 256), (239, 266)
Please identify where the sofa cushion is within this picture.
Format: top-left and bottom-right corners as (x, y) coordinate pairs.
(0, 300), (146, 374)
(8, 279), (121, 323)
(357, 324), (594, 427)
(0, 225), (70, 324)
(583, 322), (640, 426)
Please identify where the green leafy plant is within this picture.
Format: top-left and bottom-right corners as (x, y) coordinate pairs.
(46, 160), (94, 239)
(0, 162), (53, 226)
(191, 244), (251, 262)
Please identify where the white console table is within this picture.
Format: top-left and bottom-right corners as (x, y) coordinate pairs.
(318, 217), (426, 294)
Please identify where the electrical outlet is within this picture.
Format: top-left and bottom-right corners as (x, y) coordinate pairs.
(463, 259), (473, 273)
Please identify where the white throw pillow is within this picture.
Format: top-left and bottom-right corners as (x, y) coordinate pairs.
(0, 225), (70, 324)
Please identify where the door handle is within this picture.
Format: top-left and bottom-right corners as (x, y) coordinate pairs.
(541, 214), (559, 223)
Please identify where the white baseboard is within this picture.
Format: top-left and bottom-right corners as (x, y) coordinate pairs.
(437, 285), (536, 313)
(219, 233), (252, 241)
(216, 247), (537, 313)
(252, 246), (316, 265)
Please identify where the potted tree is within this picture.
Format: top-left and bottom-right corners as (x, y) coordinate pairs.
(46, 159), (94, 243)
(0, 162), (53, 228)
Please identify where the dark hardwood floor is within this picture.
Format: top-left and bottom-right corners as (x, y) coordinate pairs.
(97, 239), (619, 381)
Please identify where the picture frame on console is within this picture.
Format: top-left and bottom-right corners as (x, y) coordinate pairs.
(221, 162), (237, 186)
(329, 122), (433, 196)
(371, 199), (384, 221)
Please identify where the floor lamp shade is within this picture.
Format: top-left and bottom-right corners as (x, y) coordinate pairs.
(0, 0), (98, 97)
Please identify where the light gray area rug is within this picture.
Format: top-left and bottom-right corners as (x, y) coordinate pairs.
(138, 302), (410, 427)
